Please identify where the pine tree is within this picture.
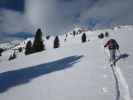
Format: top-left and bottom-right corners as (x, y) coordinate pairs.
(33, 28), (45, 53)
(54, 36), (60, 48)
(82, 33), (87, 43)
(25, 40), (32, 55)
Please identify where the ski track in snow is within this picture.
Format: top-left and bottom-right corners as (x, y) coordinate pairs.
(111, 66), (120, 100)
(111, 65), (131, 100)
(115, 66), (132, 100)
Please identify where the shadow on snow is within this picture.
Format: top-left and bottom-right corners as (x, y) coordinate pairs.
(0, 55), (83, 93)
(111, 53), (129, 100)
(115, 53), (129, 63)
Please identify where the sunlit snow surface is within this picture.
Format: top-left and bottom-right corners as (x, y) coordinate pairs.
(0, 26), (133, 100)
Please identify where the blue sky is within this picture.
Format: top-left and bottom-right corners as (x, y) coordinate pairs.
(0, 0), (133, 41)
(0, 0), (25, 12)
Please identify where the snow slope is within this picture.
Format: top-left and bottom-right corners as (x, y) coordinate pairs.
(0, 26), (133, 100)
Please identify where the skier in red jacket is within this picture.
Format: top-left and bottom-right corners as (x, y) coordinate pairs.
(104, 39), (119, 66)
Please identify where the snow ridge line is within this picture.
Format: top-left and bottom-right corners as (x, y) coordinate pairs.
(115, 66), (131, 100)
(111, 66), (120, 100)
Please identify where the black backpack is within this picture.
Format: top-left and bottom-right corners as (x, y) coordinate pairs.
(110, 39), (119, 49)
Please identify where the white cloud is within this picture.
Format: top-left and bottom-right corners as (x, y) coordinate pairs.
(79, 0), (133, 27)
(25, 0), (74, 35)
(1, 0), (133, 39)
(25, 0), (97, 35)
(25, 0), (133, 34)
(0, 9), (34, 34)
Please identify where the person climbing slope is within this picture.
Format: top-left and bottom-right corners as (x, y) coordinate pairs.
(104, 38), (119, 66)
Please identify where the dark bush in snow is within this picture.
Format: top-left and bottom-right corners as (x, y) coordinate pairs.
(73, 30), (76, 36)
(105, 32), (109, 37)
(18, 47), (23, 53)
(25, 40), (33, 55)
(54, 36), (60, 48)
(33, 28), (45, 53)
(98, 33), (104, 39)
(81, 33), (87, 43)
(0, 48), (4, 56)
(46, 35), (50, 40)
(65, 33), (68, 37)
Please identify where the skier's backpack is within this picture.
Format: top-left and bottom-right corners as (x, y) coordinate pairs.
(109, 39), (119, 49)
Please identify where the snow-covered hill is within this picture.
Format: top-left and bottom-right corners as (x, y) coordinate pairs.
(0, 26), (133, 100)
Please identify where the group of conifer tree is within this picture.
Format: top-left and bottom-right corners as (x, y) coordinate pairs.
(25, 29), (44, 55)
(25, 28), (88, 55)
(25, 28), (60, 55)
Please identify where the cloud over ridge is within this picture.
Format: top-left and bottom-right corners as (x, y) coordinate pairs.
(0, 0), (133, 41)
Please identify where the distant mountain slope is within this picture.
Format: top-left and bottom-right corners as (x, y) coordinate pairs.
(0, 32), (33, 43)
